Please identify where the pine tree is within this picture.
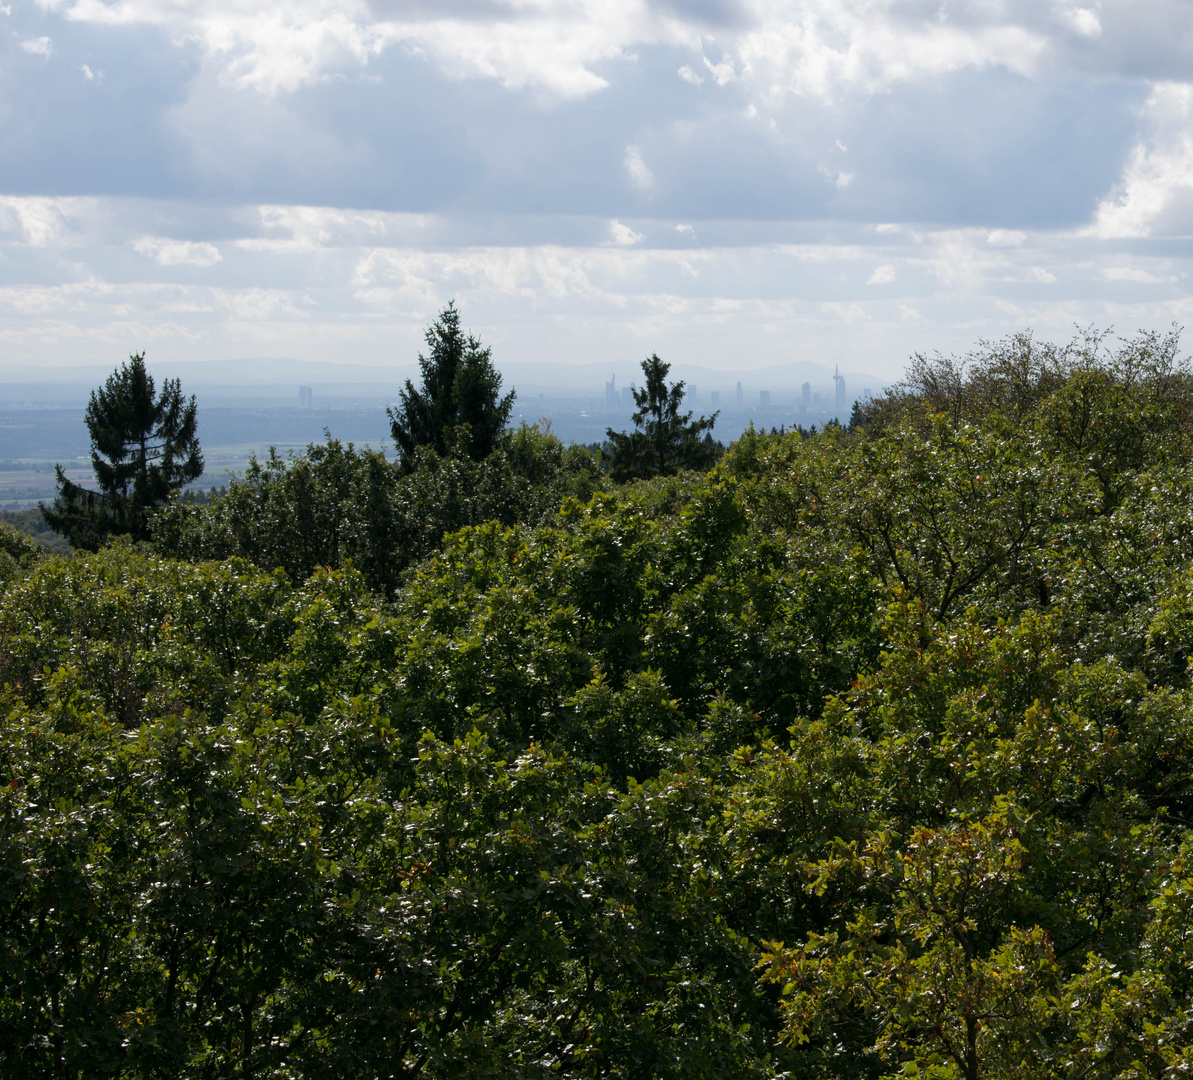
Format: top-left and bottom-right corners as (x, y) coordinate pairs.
(605, 354), (719, 480)
(388, 302), (515, 470)
(42, 353), (202, 550)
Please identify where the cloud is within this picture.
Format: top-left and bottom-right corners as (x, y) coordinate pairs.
(21, 37), (53, 58)
(236, 205), (431, 253)
(39, 0), (1149, 106)
(0, 196), (93, 246)
(625, 145), (654, 191)
(867, 264), (895, 284)
(1089, 82), (1193, 239)
(609, 219), (644, 246)
(1059, 5), (1102, 38)
(134, 236), (223, 266)
(48, 0), (668, 97)
(1102, 265), (1166, 282)
(703, 53), (736, 85)
(677, 64), (703, 85)
(987, 229), (1027, 247)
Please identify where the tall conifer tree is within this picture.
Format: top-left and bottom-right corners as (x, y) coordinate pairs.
(605, 354), (719, 480)
(42, 352), (203, 549)
(388, 302), (515, 470)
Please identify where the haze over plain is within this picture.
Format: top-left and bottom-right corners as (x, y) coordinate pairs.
(0, 0), (1191, 384)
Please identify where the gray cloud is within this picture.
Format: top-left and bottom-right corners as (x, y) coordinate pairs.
(1, 1), (1193, 377)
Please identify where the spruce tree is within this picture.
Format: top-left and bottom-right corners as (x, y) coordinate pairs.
(388, 302), (515, 470)
(605, 354), (719, 480)
(42, 352), (202, 550)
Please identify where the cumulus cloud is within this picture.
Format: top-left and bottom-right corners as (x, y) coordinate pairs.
(236, 205), (431, 253)
(987, 229), (1027, 247)
(625, 145), (654, 191)
(1090, 82), (1193, 238)
(47, 0), (671, 97)
(5, 4), (1193, 375)
(134, 236), (223, 266)
(1059, 5), (1102, 38)
(703, 52), (736, 86)
(0, 196), (93, 246)
(40, 0), (1164, 104)
(21, 36), (53, 57)
(609, 219), (644, 246)
(1103, 265), (1167, 282)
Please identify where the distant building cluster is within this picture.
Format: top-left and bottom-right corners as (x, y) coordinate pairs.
(599, 364), (876, 431)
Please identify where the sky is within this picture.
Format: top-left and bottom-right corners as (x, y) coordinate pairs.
(1, 0), (1193, 382)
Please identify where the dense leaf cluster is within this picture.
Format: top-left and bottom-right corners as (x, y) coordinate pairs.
(152, 425), (603, 596)
(5, 329), (1193, 1078)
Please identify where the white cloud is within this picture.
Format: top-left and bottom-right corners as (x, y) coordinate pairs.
(677, 64), (703, 85)
(134, 236), (223, 266)
(236, 204), (430, 253)
(21, 36), (53, 58)
(675, 223), (695, 237)
(50, 0), (665, 97)
(703, 53), (736, 86)
(6, 198), (1193, 380)
(1103, 265), (1166, 282)
(1089, 82), (1193, 239)
(1060, 5), (1102, 38)
(733, 0), (1048, 104)
(835, 171), (855, 188)
(625, 145), (654, 191)
(0, 196), (93, 246)
(987, 229), (1027, 247)
(40, 0), (1128, 104)
(609, 219), (644, 246)
(1002, 266), (1057, 283)
(80, 63), (103, 80)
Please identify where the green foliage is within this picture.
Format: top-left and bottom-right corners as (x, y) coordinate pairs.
(388, 302), (516, 469)
(151, 425), (603, 595)
(0, 523), (44, 586)
(41, 353), (203, 551)
(0, 509), (72, 557)
(7, 328), (1193, 1076)
(605, 354), (720, 481)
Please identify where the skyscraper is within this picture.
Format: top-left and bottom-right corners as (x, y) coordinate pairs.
(834, 365), (846, 415)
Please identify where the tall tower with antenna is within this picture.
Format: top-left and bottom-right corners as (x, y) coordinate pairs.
(834, 364), (846, 416)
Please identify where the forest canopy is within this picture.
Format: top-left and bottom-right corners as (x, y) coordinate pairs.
(4, 327), (1193, 1078)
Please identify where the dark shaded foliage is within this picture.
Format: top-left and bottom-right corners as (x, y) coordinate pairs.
(41, 354), (202, 550)
(605, 354), (720, 480)
(151, 424), (602, 596)
(388, 302), (516, 470)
